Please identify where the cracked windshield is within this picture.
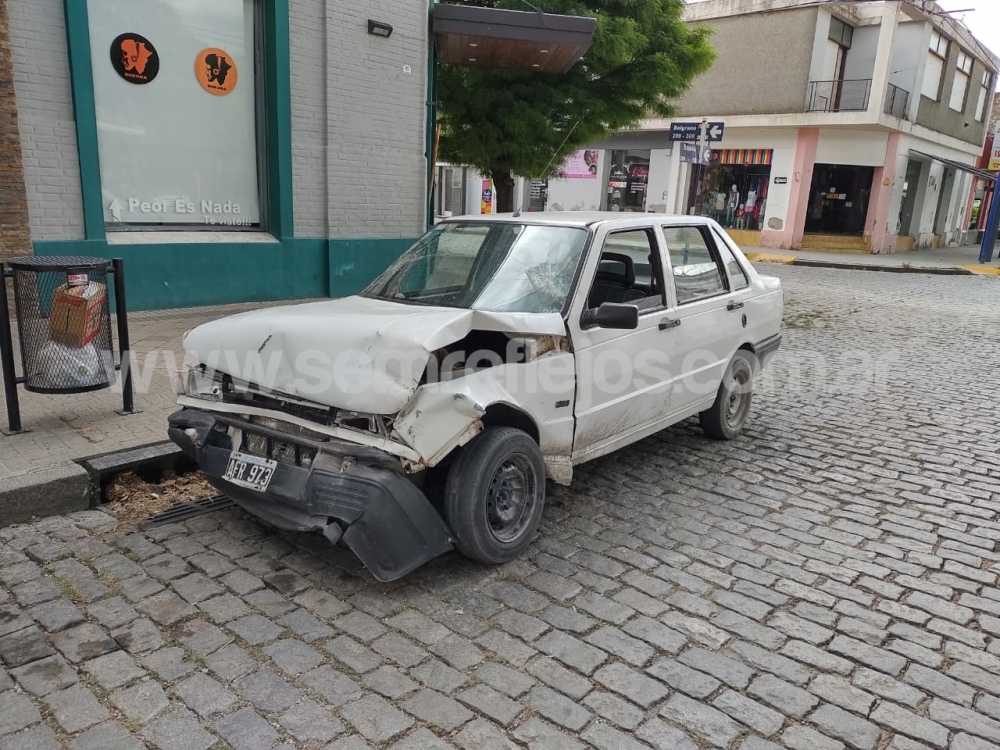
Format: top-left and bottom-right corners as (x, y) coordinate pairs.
(363, 222), (589, 313)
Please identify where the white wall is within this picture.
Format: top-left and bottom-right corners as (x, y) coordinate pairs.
(645, 149), (674, 213)
(888, 22), (924, 104)
(815, 129), (889, 165)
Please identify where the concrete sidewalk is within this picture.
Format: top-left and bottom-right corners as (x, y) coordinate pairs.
(0, 299), (310, 521)
(744, 243), (1000, 275)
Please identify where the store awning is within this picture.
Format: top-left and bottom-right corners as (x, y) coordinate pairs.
(717, 149), (773, 166)
(910, 150), (996, 183)
(432, 4), (596, 74)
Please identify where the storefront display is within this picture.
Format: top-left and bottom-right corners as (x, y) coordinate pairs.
(692, 149), (772, 230)
(805, 164), (874, 236)
(604, 149), (650, 212)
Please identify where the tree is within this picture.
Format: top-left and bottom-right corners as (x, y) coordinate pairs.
(437, 0), (715, 212)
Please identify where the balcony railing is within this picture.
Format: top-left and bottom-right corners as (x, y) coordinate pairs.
(806, 79), (872, 113)
(884, 83), (910, 119)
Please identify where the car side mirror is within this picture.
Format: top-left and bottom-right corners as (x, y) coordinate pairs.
(581, 303), (639, 330)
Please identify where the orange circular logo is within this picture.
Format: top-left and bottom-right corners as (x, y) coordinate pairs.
(195, 48), (237, 96)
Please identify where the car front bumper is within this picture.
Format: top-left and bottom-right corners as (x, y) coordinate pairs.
(167, 408), (454, 582)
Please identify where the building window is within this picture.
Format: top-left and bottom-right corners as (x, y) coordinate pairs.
(828, 17), (854, 49)
(976, 70), (993, 121)
(950, 49), (973, 112)
(922, 29), (949, 101)
(88, 0), (263, 228)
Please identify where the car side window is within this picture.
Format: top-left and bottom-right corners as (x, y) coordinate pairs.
(662, 225), (728, 304)
(586, 229), (665, 314)
(711, 228), (750, 290)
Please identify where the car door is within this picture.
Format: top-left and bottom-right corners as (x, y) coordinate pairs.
(661, 223), (746, 417)
(570, 224), (681, 460)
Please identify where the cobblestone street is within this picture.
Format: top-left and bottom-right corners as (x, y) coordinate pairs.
(0, 265), (999, 750)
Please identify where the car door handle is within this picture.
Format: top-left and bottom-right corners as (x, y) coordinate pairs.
(727, 301), (745, 311)
(659, 318), (681, 330)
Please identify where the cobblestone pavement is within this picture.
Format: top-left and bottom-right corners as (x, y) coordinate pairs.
(0, 266), (999, 750)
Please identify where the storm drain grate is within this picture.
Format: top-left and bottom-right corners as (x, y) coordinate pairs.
(138, 495), (235, 530)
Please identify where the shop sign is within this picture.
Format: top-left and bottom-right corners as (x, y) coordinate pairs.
(196, 48), (238, 96)
(111, 32), (159, 84)
(108, 198), (251, 225)
(558, 150), (599, 179)
(989, 142), (1000, 172)
(774, 176), (788, 185)
(481, 181), (494, 214)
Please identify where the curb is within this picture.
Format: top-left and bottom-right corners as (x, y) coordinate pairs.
(745, 253), (992, 276)
(0, 441), (184, 529)
(0, 462), (92, 527)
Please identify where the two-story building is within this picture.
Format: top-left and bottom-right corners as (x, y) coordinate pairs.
(546, 0), (999, 253)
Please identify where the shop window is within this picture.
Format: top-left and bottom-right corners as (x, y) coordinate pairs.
(662, 226), (726, 304)
(950, 50), (973, 112)
(605, 150), (650, 213)
(922, 30), (948, 101)
(691, 151), (772, 231)
(976, 71), (992, 121)
(88, 0), (263, 228)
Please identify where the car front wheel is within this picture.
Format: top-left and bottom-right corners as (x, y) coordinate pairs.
(700, 350), (756, 440)
(444, 427), (546, 565)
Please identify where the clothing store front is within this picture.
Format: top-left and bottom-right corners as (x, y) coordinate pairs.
(805, 164), (874, 236)
(693, 149), (772, 230)
(604, 150), (651, 212)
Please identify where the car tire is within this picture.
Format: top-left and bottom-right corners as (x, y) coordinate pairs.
(444, 427), (546, 565)
(700, 350), (756, 441)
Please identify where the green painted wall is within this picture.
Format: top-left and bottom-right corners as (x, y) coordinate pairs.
(33, 238), (413, 311)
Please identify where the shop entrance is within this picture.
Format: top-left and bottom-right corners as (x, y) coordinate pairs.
(805, 164), (875, 236)
(691, 150), (773, 230)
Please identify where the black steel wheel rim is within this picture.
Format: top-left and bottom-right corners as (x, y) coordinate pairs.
(726, 365), (751, 429)
(486, 453), (538, 543)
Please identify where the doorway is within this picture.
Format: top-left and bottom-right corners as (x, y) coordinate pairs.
(898, 159), (923, 237)
(805, 164), (875, 236)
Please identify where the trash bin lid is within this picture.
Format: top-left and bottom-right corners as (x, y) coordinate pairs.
(7, 256), (112, 272)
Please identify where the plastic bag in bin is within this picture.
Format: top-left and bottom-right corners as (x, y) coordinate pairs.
(30, 341), (115, 390)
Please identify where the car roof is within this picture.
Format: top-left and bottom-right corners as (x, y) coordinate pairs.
(441, 212), (713, 229)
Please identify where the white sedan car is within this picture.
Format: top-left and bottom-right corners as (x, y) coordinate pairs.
(169, 213), (783, 581)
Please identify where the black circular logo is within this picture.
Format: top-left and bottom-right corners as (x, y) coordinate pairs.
(110, 32), (159, 84)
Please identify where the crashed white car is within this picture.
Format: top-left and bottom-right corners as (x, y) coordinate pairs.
(169, 213), (783, 581)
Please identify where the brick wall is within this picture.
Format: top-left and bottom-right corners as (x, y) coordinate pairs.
(291, 0), (429, 240)
(7, 0), (85, 241)
(0, 0), (31, 264)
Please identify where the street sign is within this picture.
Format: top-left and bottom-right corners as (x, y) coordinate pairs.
(669, 121), (725, 143)
(680, 142), (712, 164)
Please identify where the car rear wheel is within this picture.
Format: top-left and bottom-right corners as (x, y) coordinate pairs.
(444, 427), (546, 565)
(700, 350), (756, 440)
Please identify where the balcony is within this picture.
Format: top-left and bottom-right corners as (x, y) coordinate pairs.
(806, 79), (872, 113)
(883, 83), (910, 119)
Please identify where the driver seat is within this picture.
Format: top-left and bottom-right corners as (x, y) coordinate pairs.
(588, 252), (645, 308)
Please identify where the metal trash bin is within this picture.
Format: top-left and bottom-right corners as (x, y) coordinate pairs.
(8, 256), (116, 393)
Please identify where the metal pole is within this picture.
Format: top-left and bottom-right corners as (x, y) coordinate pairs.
(0, 266), (23, 434)
(980, 180), (999, 264)
(111, 258), (138, 415)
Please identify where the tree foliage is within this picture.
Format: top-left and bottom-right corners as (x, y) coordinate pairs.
(437, 0), (716, 210)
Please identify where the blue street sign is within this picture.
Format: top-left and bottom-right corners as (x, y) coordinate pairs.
(669, 121), (725, 143)
(680, 142), (712, 164)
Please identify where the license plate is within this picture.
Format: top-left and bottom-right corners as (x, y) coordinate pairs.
(223, 452), (277, 492)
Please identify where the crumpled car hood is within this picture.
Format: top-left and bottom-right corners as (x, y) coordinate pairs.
(182, 295), (566, 414)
